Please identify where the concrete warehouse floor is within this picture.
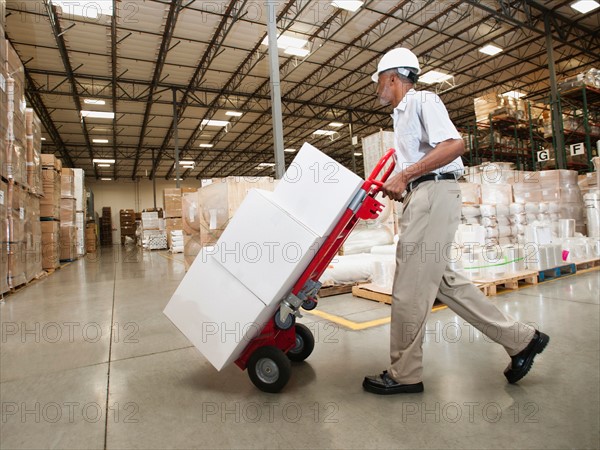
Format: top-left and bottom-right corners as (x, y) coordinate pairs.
(0, 246), (598, 449)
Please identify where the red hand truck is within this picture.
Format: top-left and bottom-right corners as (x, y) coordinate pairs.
(234, 149), (396, 392)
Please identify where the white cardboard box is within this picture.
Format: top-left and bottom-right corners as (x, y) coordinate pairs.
(73, 168), (85, 211)
(163, 250), (277, 371)
(210, 189), (325, 305)
(271, 142), (363, 237)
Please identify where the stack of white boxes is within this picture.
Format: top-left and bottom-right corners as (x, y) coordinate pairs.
(73, 168), (86, 257)
(169, 230), (184, 253)
(164, 143), (364, 370)
(141, 211), (167, 250)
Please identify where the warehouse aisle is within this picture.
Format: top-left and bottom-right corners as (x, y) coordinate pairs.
(1, 246), (598, 449)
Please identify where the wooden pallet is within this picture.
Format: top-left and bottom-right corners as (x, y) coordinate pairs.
(538, 263), (576, 282)
(471, 270), (539, 295)
(351, 283), (489, 304)
(318, 283), (356, 298)
(573, 258), (600, 271)
(352, 284), (392, 304)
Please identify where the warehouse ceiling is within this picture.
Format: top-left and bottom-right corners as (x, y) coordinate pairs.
(5, 0), (600, 180)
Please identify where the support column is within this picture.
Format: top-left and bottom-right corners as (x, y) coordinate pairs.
(266, 0), (285, 179)
(545, 15), (566, 169)
(173, 87), (180, 187)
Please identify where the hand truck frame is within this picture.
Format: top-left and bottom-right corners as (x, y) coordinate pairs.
(234, 149), (396, 392)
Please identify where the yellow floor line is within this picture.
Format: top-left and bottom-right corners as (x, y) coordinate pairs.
(158, 252), (185, 265)
(306, 266), (598, 330)
(306, 309), (391, 330)
(307, 303), (447, 330)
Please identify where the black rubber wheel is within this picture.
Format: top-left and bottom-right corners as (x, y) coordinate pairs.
(287, 323), (315, 362)
(247, 346), (292, 393)
(301, 298), (317, 311)
(274, 309), (295, 330)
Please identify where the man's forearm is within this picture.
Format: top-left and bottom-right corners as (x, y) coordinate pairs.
(402, 138), (465, 182)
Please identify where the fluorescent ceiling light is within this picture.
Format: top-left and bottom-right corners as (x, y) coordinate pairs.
(284, 148), (297, 153)
(354, 152), (363, 156)
(199, 143), (214, 148)
(84, 99), (106, 105)
(100, 178), (112, 181)
(419, 71), (453, 84)
(201, 119), (229, 127)
(93, 158), (115, 164)
(284, 47), (310, 57)
(313, 129), (337, 136)
(51, 0), (114, 18)
(225, 111), (243, 117)
(81, 110), (115, 119)
(258, 163), (275, 167)
(571, 0), (600, 13)
(331, 1), (363, 12)
(179, 160), (195, 165)
(92, 139), (109, 144)
(97, 163), (111, 168)
(479, 44), (503, 56)
(329, 122), (344, 127)
(41, 137), (46, 141)
(261, 34), (308, 50)
(502, 90), (526, 99)
(173, 178), (183, 181)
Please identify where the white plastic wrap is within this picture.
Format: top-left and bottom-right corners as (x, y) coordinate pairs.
(341, 223), (394, 255)
(584, 191), (600, 238)
(510, 203), (525, 214)
(319, 253), (379, 286)
(480, 204), (496, 217)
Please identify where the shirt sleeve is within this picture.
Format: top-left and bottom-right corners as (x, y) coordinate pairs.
(420, 92), (461, 147)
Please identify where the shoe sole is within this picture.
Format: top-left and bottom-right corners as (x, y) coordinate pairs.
(362, 380), (424, 395)
(505, 332), (550, 384)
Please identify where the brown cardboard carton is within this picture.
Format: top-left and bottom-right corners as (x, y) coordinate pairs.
(163, 188), (182, 218)
(61, 168), (75, 198)
(60, 197), (76, 226)
(60, 225), (77, 261)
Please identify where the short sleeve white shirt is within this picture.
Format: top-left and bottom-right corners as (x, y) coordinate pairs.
(391, 89), (464, 176)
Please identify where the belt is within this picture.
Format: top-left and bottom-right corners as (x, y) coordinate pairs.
(406, 173), (457, 193)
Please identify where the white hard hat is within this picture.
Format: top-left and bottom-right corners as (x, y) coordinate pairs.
(371, 48), (421, 82)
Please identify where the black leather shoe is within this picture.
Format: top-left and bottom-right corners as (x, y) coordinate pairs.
(363, 371), (424, 395)
(504, 330), (549, 384)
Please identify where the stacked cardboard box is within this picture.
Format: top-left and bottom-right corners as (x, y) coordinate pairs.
(60, 168), (77, 261)
(163, 188), (196, 248)
(1, 180), (8, 295)
(4, 41), (27, 186)
(39, 155), (61, 270)
(100, 207), (112, 245)
(24, 194), (42, 282)
(85, 223), (97, 253)
(41, 221), (60, 271)
(120, 209), (136, 244)
(73, 168), (85, 257)
(25, 108), (43, 196)
(6, 183), (26, 288)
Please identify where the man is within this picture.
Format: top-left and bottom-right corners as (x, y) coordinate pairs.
(362, 48), (549, 395)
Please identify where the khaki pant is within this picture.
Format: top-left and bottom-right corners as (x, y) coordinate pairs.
(389, 180), (535, 384)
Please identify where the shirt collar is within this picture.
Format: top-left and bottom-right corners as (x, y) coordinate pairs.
(392, 88), (416, 115)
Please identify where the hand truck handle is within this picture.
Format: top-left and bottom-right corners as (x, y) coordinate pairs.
(365, 148), (396, 191)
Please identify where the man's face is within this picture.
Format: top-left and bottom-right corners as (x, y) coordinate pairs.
(376, 72), (395, 107)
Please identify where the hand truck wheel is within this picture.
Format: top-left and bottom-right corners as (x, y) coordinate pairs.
(301, 298), (317, 311)
(287, 323), (315, 362)
(247, 346), (292, 393)
(274, 309), (295, 330)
